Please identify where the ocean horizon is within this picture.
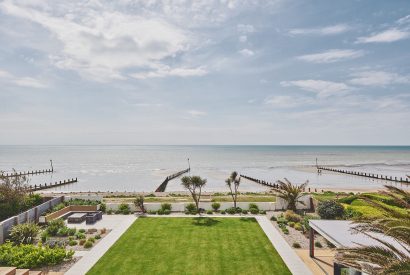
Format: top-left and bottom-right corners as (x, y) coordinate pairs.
(1, 145), (409, 193)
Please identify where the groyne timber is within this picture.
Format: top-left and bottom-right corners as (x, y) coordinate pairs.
(155, 168), (190, 192)
(240, 174), (279, 188)
(317, 166), (410, 184)
(28, 178), (78, 191)
(1, 168), (53, 178)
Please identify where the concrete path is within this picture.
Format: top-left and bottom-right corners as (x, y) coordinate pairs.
(255, 216), (313, 275)
(65, 215), (137, 275)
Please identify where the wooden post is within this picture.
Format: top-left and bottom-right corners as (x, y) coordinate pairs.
(309, 227), (315, 257)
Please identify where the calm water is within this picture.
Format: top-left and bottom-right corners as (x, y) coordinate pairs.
(0, 145), (409, 192)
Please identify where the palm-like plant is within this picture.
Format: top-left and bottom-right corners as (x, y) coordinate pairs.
(272, 178), (308, 211)
(181, 175), (207, 213)
(134, 195), (146, 214)
(336, 186), (410, 274)
(226, 171), (241, 208)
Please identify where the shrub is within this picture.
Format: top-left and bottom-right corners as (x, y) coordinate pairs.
(235, 207), (242, 214)
(317, 200), (345, 219)
(57, 227), (69, 237)
(76, 233), (86, 240)
(270, 216), (277, 221)
(294, 222), (303, 231)
(99, 203), (106, 213)
(302, 214), (318, 230)
(211, 202), (221, 211)
(284, 210), (302, 223)
(338, 195), (358, 204)
(184, 211), (190, 215)
(220, 210), (226, 214)
(67, 228), (76, 236)
(118, 203), (131, 214)
(344, 206), (363, 219)
(242, 209), (248, 214)
(41, 231), (48, 242)
(288, 221), (295, 228)
(163, 209), (171, 215)
(315, 241), (322, 248)
(9, 223), (40, 245)
(78, 229), (86, 233)
(157, 209), (164, 215)
(95, 234), (101, 240)
(100, 228), (107, 234)
(250, 208), (259, 214)
(282, 228), (289, 234)
(0, 242), (74, 269)
(206, 210), (213, 215)
(161, 203), (172, 211)
(84, 241), (93, 248)
(226, 207), (236, 214)
(47, 219), (65, 236)
(68, 240), (77, 246)
(148, 210), (156, 215)
(259, 210), (266, 214)
(79, 239), (86, 245)
(88, 237), (95, 243)
(107, 209), (113, 215)
(292, 242), (301, 248)
(248, 203), (259, 211)
(185, 203), (197, 214)
(277, 217), (288, 225)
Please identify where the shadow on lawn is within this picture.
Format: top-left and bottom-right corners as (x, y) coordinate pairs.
(192, 217), (221, 227)
(239, 217), (257, 223)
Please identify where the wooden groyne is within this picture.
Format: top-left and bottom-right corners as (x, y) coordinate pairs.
(155, 168), (190, 192)
(317, 166), (410, 184)
(1, 168), (53, 178)
(240, 174), (279, 188)
(28, 178), (78, 191)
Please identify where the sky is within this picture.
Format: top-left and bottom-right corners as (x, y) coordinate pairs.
(0, 0), (409, 145)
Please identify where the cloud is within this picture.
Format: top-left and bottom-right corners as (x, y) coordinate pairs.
(237, 24), (255, 33)
(264, 95), (313, 108)
(130, 65), (207, 79)
(239, 35), (247, 42)
(397, 15), (410, 25)
(297, 49), (364, 63)
(187, 110), (207, 117)
(281, 80), (351, 97)
(289, 24), (349, 36)
(238, 48), (254, 56)
(0, 1), (197, 82)
(349, 71), (409, 86)
(0, 69), (47, 88)
(356, 28), (410, 43)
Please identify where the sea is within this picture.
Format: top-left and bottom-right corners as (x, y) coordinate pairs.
(0, 145), (409, 193)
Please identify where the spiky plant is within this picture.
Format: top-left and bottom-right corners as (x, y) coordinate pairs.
(336, 186), (410, 274)
(134, 195), (146, 214)
(272, 178), (308, 211)
(226, 171), (241, 208)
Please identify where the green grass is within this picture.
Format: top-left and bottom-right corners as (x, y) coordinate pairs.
(87, 218), (291, 275)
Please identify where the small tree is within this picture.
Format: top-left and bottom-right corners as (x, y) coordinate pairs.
(272, 178), (308, 211)
(317, 200), (344, 219)
(181, 175), (207, 214)
(0, 172), (29, 220)
(226, 171), (241, 208)
(134, 195), (146, 214)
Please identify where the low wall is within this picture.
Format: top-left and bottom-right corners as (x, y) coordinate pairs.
(275, 195), (312, 211)
(0, 196), (64, 244)
(43, 205), (99, 223)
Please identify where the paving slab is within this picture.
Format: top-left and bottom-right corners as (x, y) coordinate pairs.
(255, 216), (313, 275)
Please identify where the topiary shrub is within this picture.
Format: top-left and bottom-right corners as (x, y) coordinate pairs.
(292, 242), (301, 248)
(206, 210), (213, 215)
(211, 202), (221, 212)
(284, 210), (302, 223)
(226, 207), (236, 214)
(248, 208), (257, 214)
(185, 203), (197, 214)
(118, 203), (131, 214)
(9, 223), (40, 245)
(84, 241), (93, 248)
(317, 200), (345, 219)
(161, 203), (172, 211)
(248, 203), (259, 211)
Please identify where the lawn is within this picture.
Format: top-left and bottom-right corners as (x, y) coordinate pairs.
(87, 217), (291, 275)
